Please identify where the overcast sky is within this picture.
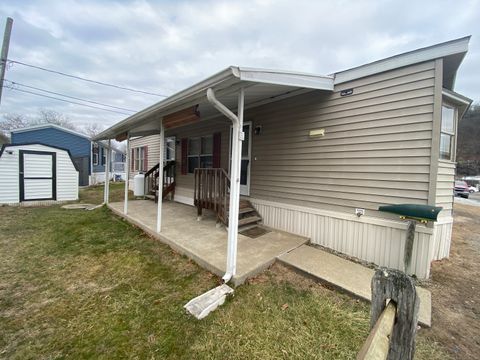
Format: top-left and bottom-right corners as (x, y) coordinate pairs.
(0, 0), (479, 131)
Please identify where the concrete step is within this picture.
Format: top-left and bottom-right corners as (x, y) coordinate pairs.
(277, 244), (431, 327)
(238, 216), (261, 227)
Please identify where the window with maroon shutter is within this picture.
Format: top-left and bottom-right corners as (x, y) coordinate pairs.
(181, 138), (188, 175)
(143, 146), (148, 171)
(131, 148), (135, 172)
(213, 132), (221, 168)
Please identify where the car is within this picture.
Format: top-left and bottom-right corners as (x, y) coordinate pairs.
(454, 181), (470, 198)
(469, 186), (478, 193)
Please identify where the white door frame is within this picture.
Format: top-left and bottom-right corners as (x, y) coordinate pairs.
(229, 121), (252, 196)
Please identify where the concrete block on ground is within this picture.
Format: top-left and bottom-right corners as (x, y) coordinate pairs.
(184, 284), (234, 320)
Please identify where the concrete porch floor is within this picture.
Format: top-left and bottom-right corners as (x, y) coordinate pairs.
(108, 200), (308, 286)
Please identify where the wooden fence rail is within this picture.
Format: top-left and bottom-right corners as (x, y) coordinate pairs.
(357, 268), (420, 360)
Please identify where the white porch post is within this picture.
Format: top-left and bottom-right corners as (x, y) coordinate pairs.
(124, 133), (130, 214)
(104, 139), (111, 204)
(156, 123), (165, 233)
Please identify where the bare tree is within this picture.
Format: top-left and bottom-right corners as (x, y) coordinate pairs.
(32, 109), (77, 130)
(0, 113), (29, 136)
(83, 123), (105, 138)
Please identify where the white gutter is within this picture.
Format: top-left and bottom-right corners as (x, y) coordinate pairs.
(206, 87), (244, 283)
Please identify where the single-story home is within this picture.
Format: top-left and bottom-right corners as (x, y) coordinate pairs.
(0, 143), (79, 204)
(10, 124), (126, 186)
(95, 36), (472, 280)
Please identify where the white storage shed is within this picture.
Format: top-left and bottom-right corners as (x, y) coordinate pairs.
(0, 143), (79, 204)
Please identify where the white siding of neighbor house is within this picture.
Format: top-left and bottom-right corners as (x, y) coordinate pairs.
(0, 144), (78, 204)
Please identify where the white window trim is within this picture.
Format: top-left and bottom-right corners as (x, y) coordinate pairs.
(440, 103), (457, 162)
(133, 146), (146, 172)
(92, 144), (99, 166)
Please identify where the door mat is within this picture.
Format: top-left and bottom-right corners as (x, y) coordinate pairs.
(240, 226), (270, 239)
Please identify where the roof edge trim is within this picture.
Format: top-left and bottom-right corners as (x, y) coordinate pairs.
(10, 123), (91, 140)
(334, 36), (471, 85)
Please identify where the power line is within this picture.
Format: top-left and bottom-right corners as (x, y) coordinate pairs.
(5, 79), (137, 113)
(6, 59), (169, 97)
(5, 86), (133, 115)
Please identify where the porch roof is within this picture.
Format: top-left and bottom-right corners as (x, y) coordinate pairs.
(94, 66), (334, 140)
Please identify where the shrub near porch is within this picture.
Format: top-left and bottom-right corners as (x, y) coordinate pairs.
(0, 187), (447, 359)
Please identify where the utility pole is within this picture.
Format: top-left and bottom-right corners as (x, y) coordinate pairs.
(0, 17), (13, 105)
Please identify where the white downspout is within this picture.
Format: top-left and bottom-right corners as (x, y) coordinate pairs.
(124, 132), (130, 214)
(206, 87), (244, 283)
(157, 123), (165, 233)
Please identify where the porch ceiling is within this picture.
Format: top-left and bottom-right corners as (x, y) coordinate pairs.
(94, 66), (334, 140)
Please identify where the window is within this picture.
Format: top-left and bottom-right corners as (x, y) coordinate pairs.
(101, 147), (106, 166)
(165, 137), (176, 161)
(92, 144), (99, 165)
(440, 105), (455, 160)
(187, 136), (213, 173)
(133, 146), (146, 171)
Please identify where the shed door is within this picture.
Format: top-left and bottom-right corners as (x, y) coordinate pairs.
(20, 150), (56, 201)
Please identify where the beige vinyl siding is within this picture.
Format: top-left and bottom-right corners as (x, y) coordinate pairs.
(129, 134), (161, 179)
(435, 161), (455, 217)
(248, 61), (436, 217)
(165, 120), (230, 200)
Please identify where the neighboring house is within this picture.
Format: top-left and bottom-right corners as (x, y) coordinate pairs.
(10, 124), (125, 186)
(96, 37), (471, 280)
(0, 133), (10, 145)
(0, 143), (79, 204)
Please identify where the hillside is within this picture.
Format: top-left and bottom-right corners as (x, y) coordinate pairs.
(457, 104), (480, 176)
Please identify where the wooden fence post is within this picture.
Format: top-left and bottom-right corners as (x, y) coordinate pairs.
(370, 268), (420, 360)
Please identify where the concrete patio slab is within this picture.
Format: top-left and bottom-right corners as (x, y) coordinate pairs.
(278, 244), (431, 327)
(108, 200), (308, 286)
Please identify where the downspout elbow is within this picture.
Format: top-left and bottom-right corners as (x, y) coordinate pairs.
(206, 88), (239, 126)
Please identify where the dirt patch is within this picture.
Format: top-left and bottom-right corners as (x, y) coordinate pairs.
(422, 203), (480, 359)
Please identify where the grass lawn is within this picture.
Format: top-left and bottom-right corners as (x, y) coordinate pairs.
(0, 187), (448, 359)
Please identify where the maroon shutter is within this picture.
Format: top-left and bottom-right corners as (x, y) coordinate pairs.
(213, 132), (221, 168)
(143, 146), (148, 171)
(131, 148), (135, 172)
(181, 138), (188, 175)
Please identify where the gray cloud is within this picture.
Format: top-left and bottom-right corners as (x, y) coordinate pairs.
(0, 0), (478, 130)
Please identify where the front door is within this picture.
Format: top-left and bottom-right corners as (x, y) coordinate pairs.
(19, 150), (56, 201)
(230, 122), (252, 196)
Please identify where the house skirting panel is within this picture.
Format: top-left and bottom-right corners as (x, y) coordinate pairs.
(249, 198), (441, 279)
(431, 219), (453, 261)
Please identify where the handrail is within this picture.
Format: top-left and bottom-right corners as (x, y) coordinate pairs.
(144, 161), (176, 202)
(194, 168), (230, 224)
(144, 162), (160, 177)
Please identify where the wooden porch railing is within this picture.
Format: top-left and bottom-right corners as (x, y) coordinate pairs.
(144, 161), (176, 203)
(194, 168), (230, 225)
